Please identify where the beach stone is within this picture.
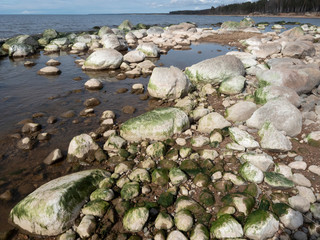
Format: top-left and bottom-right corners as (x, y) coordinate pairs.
(309, 165), (320, 176)
(46, 59), (61, 66)
(43, 149), (63, 165)
(229, 127), (259, 149)
(8, 43), (35, 57)
(222, 193), (255, 215)
(120, 182), (140, 200)
(244, 210), (279, 240)
(17, 137), (32, 150)
(120, 107), (189, 142)
(81, 199), (109, 217)
(264, 172), (294, 189)
(137, 43), (159, 57)
(128, 168), (150, 183)
(288, 161), (307, 170)
(76, 215), (96, 239)
(185, 55), (245, 85)
(147, 26), (164, 36)
(239, 162), (264, 184)
(84, 98), (100, 107)
(9, 169), (107, 236)
(191, 136), (209, 147)
(3, 35), (38, 52)
(148, 66), (190, 100)
(280, 26), (304, 38)
(67, 134), (99, 161)
(75, 34), (92, 44)
(273, 203), (303, 230)
(59, 229), (76, 240)
(297, 186), (316, 203)
(225, 101), (257, 122)
(123, 207), (149, 232)
(24, 61), (36, 67)
(103, 135), (126, 152)
(257, 67), (320, 94)
(22, 122), (41, 133)
(167, 230), (188, 240)
(190, 108), (210, 121)
(137, 60), (156, 74)
(282, 41), (315, 58)
(122, 105), (135, 114)
(254, 85), (301, 107)
(198, 112), (231, 133)
(50, 37), (69, 47)
(251, 42), (282, 58)
(123, 50), (145, 63)
(42, 29), (58, 41)
(210, 214), (243, 239)
(275, 163), (293, 179)
(169, 168), (187, 185)
(101, 34), (127, 51)
(155, 212), (174, 230)
(61, 110), (75, 118)
(227, 51), (257, 68)
(259, 122), (292, 152)
(293, 231), (308, 240)
(288, 195), (310, 212)
(223, 173), (246, 186)
(125, 32), (137, 44)
(98, 26), (113, 37)
(199, 149), (218, 160)
(266, 57), (304, 69)
(44, 44), (60, 52)
(219, 75), (246, 95)
(84, 78), (103, 90)
(292, 173), (311, 187)
(146, 142), (166, 158)
(240, 153), (274, 172)
(37, 66), (61, 75)
(310, 203), (320, 220)
(307, 131), (320, 147)
(190, 224), (209, 240)
(118, 20), (133, 31)
(131, 83), (144, 94)
(82, 49), (123, 70)
(72, 42), (87, 51)
(90, 188), (114, 201)
(175, 210), (193, 232)
(247, 99), (302, 137)
(175, 95), (197, 114)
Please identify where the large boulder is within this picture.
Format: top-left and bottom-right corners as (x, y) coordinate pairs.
(98, 26), (113, 37)
(9, 169), (108, 236)
(251, 42), (282, 59)
(148, 66), (191, 99)
(147, 26), (164, 36)
(42, 29), (59, 41)
(246, 99), (302, 137)
(118, 20), (133, 31)
(282, 41), (315, 58)
(2, 35), (38, 51)
(9, 44), (35, 57)
(120, 107), (189, 142)
(254, 85), (301, 107)
(82, 49), (123, 70)
(280, 26), (304, 38)
(185, 55), (245, 85)
(123, 50), (145, 63)
(257, 67), (320, 94)
(100, 34), (127, 51)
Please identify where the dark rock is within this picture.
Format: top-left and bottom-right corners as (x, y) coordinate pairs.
(84, 98), (101, 107)
(43, 149), (63, 165)
(61, 110), (76, 118)
(47, 116), (57, 124)
(116, 88), (128, 94)
(122, 106), (136, 114)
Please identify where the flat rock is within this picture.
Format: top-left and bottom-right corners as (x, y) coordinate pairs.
(225, 101), (257, 122)
(229, 127), (259, 149)
(198, 112), (231, 133)
(84, 78), (103, 90)
(37, 66), (61, 75)
(82, 49), (123, 70)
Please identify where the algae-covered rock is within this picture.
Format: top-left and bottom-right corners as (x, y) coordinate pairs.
(120, 181), (140, 200)
(152, 169), (169, 186)
(9, 169), (108, 236)
(273, 203), (303, 230)
(120, 107), (189, 142)
(2, 35), (38, 51)
(210, 214), (243, 239)
(307, 131), (320, 147)
(43, 29), (59, 41)
(137, 43), (159, 57)
(81, 199), (109, 217)
(128, 168), (151, 183)
(90, 188), (114, 201)
(82, 49), (123, 70)
(239, 162), (264, 184)
(198, 112), (231, 134)
(240, 153), (274, 172)
(190, 224), (209, 240)
(158, 192), (175, 207)
(146, 142), (166, 158)
(229, 127), (259, 149)
(221, 193), (255, 216)
(175, 210), (193, 232)
(118, 20), (133, 31)
(185, 55), (245, 85)
(219, 75), (246, 95)
(244, 210), (279, 240)
(123, 207), (149, 232)
(169, 168), (187, 185)
(67, 134), (99, 161)
(264, 172), (294, 189)
(155, 212), (174, 230)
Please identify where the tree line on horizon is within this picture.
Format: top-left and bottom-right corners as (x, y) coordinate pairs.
(169, 0), (320, 15)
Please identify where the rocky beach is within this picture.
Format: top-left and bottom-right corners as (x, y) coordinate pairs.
(1, 17), (320, 240)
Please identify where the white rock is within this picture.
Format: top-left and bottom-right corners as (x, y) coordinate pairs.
(288, 195), (311, 212)
(229, 127), (259, 149)
(225, 101), (258, 122)
(240, 153), (274, 172)
(292, 173), (311, 187)
(309, 165), (320, 176)
(288, 161), (307, 170)
(82, 49), (123, 70)
(84, 78), (103, 90)
(76, 215), (96, 239)
(123, 50), (145, 63)
(280, 207), (304, 230)
(68, 134), (99, 160)
(198, 112), (231, 133)
(167, 230), (188, 240)
(297, 186), (316, 203)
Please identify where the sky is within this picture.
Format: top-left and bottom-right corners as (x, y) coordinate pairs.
(0, 0), (255, 14)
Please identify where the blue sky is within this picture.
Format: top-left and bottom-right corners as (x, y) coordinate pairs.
(0, 0), (254, 14)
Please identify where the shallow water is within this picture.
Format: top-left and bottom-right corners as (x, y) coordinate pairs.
(0, 42), (236, 232)
(0, 14), (319, 39)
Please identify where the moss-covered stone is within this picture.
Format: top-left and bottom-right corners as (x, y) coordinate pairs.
(179, 147), (192, 158)
(115, 200), (131, 217)
(190, 223), (209, 240)
(81, 199), (109, 217)
(199, 189), (215, 207)
(180, 160), (201, 177)
(194, 173), (210, 187)
(244, 183), (259, 198)
(90, 188), (114, 201)
(128, 168), (151, 183)
(210, 214), (243, 239)
(146, 142), (166, 158)
(264, 172), (295, 189)
(9, 169), (108, 236)
(123, 207), (149, 232)
(213, 180), (233, 193)
(217, 206), (236, 218)
(169, 168), (187, 185)
(120, 182), (140, 200)
(152, 169), (169, 186)
(221, 193), (255, 216)
(159, 160), (178, 169)
(166, 148), (179, 161)
(158, 192), (175, 208)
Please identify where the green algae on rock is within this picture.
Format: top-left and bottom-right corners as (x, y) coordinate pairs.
(264, 172), (295, 189)
(120, 107), (189, 142)
(9, 169), (108, 236)
(210, 214), (243, 239)
(123, 207), (149, 232)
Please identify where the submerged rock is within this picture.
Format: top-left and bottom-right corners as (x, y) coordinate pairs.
(9, 169), (108, 236)
(120, 107), (189, 141)
(185, 55), (245, 85)
(148, 66), (190, 100)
